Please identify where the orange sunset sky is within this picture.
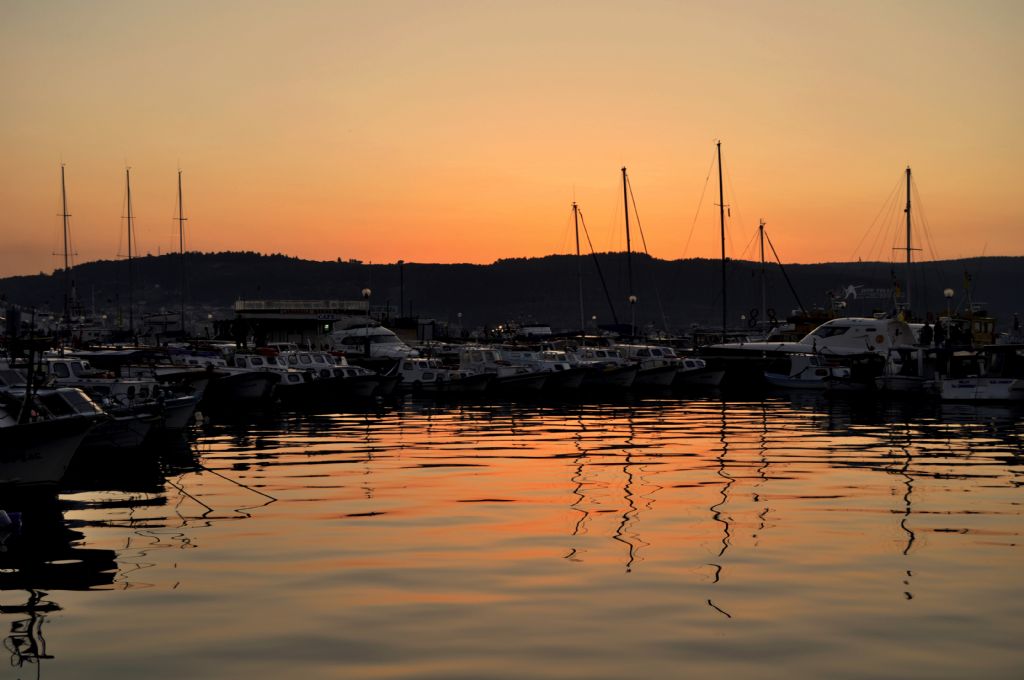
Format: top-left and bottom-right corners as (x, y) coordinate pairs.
(1, 0), (1021, 278)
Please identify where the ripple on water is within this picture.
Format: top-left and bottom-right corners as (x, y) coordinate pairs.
(2, 396), (1021, 679)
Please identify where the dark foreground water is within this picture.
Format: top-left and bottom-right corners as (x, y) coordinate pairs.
(2, 395), (1022, 679)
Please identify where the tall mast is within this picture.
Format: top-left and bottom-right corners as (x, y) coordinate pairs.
(759, 219), (766, 333)
(60, 164), (71, 325)
(622, 167), (633, 298)
(717, 141), (727, 341)
(126, 167), (135, 335)
(622, 166), (634, 335)
(177, 170), (188, 337)
(904, 165), (912, 315)
(573, 202), (584, 333)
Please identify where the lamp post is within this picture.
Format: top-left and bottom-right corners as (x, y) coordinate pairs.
(943, 288), (954, 317)
(361, 287), (373, 355)
(628, 295), (638, 338)
(362, 287), (372, 317)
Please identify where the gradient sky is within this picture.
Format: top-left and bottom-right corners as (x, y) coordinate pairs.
(1, 0), (1021, 277)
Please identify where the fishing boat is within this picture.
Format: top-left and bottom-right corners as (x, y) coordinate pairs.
(498, 348), (589, 391)
(457, 346), (547, 392)
(764, 353), (857, 391)
(571, 347), (638, 389)
(617, 343), (679, 388)
(172, 352), (280, 407)
(937, 345), (1024, 401)
(874, 347), (937, 394)
(231, 353), (317, 403)
(392, 356), (493, 394)
(672, 356), (725, 388)
(273, 346), (385, 399)
(0, 371), (105, 486)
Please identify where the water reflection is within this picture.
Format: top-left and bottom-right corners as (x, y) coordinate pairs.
(1, 395), (1021, 679)
(0, 496), (117, 674)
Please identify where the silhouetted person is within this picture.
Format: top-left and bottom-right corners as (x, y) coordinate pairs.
(934, 320), (946, 348)
(919, 322), (933, 347)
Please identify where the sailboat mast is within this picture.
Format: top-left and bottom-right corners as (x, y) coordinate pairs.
(622, 167), (633, 301)
(759, 219), (766, 332)
(573, 202), (584, 333)
(178, 170), (187, 337)
(717, 141), (727, 341)
(60, 164), (71, 325)
(905, 166), (912, 314)
(126, 167), (134, 335)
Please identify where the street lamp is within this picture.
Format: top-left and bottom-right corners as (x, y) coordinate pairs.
(361, 287), (372, 319)
(628, 295), (638, 338)
(943, 288), (954, 317)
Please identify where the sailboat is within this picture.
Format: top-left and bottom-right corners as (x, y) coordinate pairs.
(613, 167), (678, 387)
(139, 170), (189, 343)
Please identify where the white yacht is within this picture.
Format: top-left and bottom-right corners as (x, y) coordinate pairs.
(329, 324), (416, 360)
(702, 317), (915, 388)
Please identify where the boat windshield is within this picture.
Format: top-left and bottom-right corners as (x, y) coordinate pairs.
(809, 326), (850, 339)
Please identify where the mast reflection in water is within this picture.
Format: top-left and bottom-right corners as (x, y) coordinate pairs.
(1, 396), (1021, 679)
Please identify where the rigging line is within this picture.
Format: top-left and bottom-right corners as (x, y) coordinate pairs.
(866, 182), (902, 263)
(869, 178), (901, 262)
(579, 208), (620, 325)
(912, 179), (941, 262)
(198, 463), (278, 502)
(163, 476), (214, 515)
(765, 230), (808, 315)
(682, 148), (717, 259)
(853, 174), (903, 258)
(738, 226), (759, 262)
(721, 157), (744, 257)
(117, 176), (128, 258)
(560, 204), (575, 255)
(626, 175), (670, 331)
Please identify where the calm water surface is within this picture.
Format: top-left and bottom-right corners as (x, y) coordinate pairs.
(2, 395), (1022, 679)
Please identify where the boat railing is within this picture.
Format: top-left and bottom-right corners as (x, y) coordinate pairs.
(234, 299), (369, 312)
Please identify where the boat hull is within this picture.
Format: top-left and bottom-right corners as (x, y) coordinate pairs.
(632, 365), (678, 388)
(764, 372), (828, 390)
(205, 372), (280, 406)
(542, 367), (588, 391)
(674, 367), (726, 388)
(160, 395), (200, 430)
(939, 377), (1024, 401)
(83, 410), (159, 450)
(874, 375), (934, 394)
(0, 416), (98, 486)
(491, 372), (547, 392)
(581, 365), (638, 389)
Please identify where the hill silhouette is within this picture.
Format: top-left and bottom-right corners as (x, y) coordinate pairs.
(1, 251), (1021, 332)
